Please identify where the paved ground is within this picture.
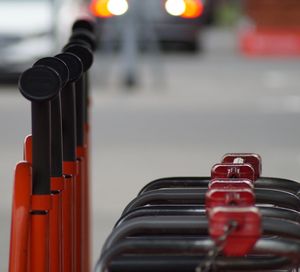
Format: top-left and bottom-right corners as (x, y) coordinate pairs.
(1, 28), (300, 270)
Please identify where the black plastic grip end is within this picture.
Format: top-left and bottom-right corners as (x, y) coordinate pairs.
(34, 57), (69, 88)
(63, 43), (94, 72)
(19, 66), (62, 195)
(70, 29), (97, 51)
(55, 53), (83, 83)
(19, 66), (61, 102)
(72, 18), (96, 33)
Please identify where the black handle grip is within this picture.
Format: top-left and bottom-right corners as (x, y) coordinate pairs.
(74, 77), (85, 146)
(55, 53), (83, 83)
(19, 66), (61, 195)
(55, 53), (83, 161)
(84, 73), (89, 124)
(67, 39), (92, 51)
(63, 43), (94, 72)
(63, 44), (93, 147)
(34, 57), (69, 87)
(70, 29), (97, 51)
(34, 57), (69, 178)
(72, 18), (96, 33)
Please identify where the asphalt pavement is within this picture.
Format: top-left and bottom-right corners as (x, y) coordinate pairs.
(1, 28), (300, 270)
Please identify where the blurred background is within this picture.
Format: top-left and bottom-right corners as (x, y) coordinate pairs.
(1, 0), (300, 270)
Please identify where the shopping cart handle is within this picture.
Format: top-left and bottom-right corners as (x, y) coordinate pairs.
(222, 153), (262, 180)
(72, 18), (96, 34)
(19, 65), (61, 195)
(205, 188), (255, 210)
(209, 178), (254, 190)
(70, 29), (97, 51)
(56, 52), (83, 83)
(33, 57), (69, 178)
(63, 43), (93, 73)
(209, 206), (261, 256)
(211, 163), (255, 182)
(19, 65), (61, 102)
(63, 44), (93, 147)
(34, 57), (69, 88)
(55, 52), (83, 162)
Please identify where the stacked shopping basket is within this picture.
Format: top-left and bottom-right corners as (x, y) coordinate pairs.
(96, 153), (300, 272)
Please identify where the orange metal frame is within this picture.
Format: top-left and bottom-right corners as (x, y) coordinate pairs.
(9, 134), (90, 272)
(9, 88), (91, 272)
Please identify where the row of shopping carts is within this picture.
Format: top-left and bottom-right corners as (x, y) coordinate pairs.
(7, 17), (300, 272)
(96, 153), (300, 272)
(8, 18), (96, 272)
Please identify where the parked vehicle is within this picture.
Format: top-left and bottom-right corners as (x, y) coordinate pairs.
(90, 0), (214, 51)
(0, 0), (85, 77)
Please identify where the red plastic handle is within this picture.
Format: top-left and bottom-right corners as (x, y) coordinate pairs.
(211, 163), (255, 182)
(209, 179), (254, 190)
(209, 206), (261, 256)
(205, 188), (255, 210)
(222, 153), (262, 180)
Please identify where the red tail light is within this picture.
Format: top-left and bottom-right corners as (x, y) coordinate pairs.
(182, 0), (204, 19)
(89, 0), (129, 18)
(89, 0), (113, 18)
(165, 0), (204, 19)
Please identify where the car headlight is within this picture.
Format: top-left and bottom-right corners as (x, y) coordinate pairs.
(90, 0), (128, 18)
(165, 0), (204, 19)
(165, 0), (186, 16)
(107, 0), (128, 16)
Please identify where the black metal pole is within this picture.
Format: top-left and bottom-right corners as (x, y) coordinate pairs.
(31, 101), (51, 195)
(19, 65), (61, 195)
(33, 57), (69, 178)
(55, 52), (83, 162)
(63, 43), (93, 148)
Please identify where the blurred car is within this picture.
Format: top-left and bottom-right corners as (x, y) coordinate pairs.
(0, 0), (85, 77)
(89, 0), (214, 51)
